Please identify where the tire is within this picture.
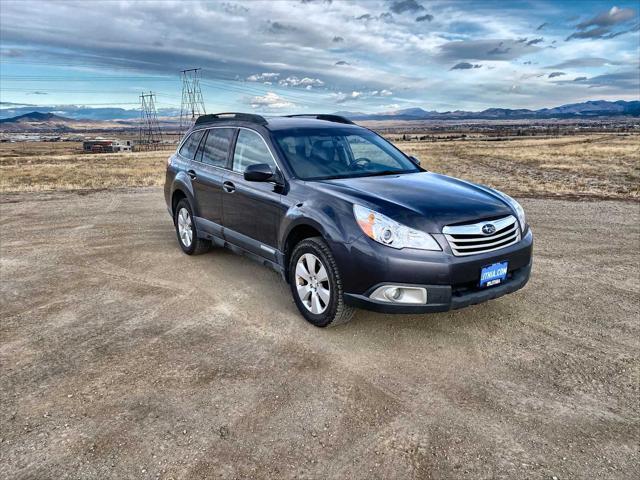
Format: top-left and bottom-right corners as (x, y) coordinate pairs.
(289, 236), (355, 327)
(174, 198), (210, 255)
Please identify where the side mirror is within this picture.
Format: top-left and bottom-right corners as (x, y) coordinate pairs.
(244, 163), (275, 182)
(409, 155), (421, 166)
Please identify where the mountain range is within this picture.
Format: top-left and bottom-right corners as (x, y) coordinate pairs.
(1, 101), (639, 131)
(335, 100), (640, 121)
(0, 112), (74, 124)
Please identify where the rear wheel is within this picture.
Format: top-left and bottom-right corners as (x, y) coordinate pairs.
(174, 199), (210, 255)
(289, 237), (354, 327)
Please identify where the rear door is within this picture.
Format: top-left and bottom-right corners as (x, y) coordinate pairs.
(191, 127), (235, 231)
(222, 128), (283, 260)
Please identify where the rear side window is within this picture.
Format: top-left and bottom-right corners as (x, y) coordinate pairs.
(178, 130), (205, 159)
(232, 129), (276, 173)
(198, 128), (234, 167)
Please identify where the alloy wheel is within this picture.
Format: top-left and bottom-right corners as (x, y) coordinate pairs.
(177, 207), (193, 248)
(295, 253), (330, 314)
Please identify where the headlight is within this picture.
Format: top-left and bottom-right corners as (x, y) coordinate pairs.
(353, 204), (441, 251)
(496, 191), (526, 231)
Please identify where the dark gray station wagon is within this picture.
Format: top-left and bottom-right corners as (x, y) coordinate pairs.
(165, 113), (533, 327)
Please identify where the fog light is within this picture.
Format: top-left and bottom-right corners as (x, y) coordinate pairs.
(385, 287), (402, 301)
(370, 285), (427, 304)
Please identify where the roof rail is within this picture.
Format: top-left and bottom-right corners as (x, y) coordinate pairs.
(284, 114), (354, 125)
(195, 112), (268, 126)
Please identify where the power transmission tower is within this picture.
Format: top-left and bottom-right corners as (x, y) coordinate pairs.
(179, 68), (206, 135)
(139, 92), (163, 150)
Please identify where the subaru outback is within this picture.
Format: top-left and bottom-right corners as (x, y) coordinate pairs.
(165, 113), (533, 327)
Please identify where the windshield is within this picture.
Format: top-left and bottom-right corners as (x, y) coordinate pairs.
(272, 128), (420, 180)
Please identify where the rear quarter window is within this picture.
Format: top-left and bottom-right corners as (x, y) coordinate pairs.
(178, 130), (205, 159)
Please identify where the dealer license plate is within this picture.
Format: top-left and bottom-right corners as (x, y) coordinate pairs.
(480, 261), (508, 287)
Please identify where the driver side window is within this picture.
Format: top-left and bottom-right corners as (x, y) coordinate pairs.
(232, 130), (277, 173)
(347, 135), (397, 168)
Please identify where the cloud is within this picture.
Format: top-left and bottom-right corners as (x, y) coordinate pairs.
(567, 6), (637, 40)
(450, 62), (482, 70)
(416, 14), (433, 22)
(526, 37), (543, 46)
(267, 21), (297, 34)
(356, 12), (393, 22)
(576, 6), (636, 29)
(331, 91), (364, 103)
(370, 89), (393, 96)
(1, 48), (24, 57)
(330, 89), (392, 103)
(545, 57), (622, 69)
(438, 39), (542, 61)
(2, 0), (638, 111)
(555, 70), (640, 89)
(278, 76), (325, 88)
(548, 71), (566, 78)
(567, 26), (611, 40)
(536, 22), (547, 30)
(488, 44), (510, 55)
(247, 72), (280, 82)
(515, 37), (528, 43)
(1, 101), (36, 106)
(389, 0), (424, 14)
(247, 92), (294, 109)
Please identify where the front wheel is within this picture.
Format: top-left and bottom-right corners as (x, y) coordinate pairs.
(289, 237), (354, 327)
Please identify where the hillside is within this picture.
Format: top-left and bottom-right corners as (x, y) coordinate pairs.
(0, 112), (75, 124)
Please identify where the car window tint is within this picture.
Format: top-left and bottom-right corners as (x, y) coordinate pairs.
(178, 130), (205, 159)
(232, 129), (276, 173)
(273, 129), (418, 180)
(346, 135), (398, 168)
(198, 128), (234, 167)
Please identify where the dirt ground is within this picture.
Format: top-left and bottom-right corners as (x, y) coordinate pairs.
(1, 188), (638, 479)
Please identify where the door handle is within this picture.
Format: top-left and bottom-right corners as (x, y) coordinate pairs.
(187, 169), (197, 180)
(223, 181), (236, 193)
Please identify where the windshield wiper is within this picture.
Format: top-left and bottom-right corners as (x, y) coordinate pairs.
(313, 170), (413, 181)
(359, 169), (410, 177)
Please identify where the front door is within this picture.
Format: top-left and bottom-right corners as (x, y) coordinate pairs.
(222, 129), (283, 261)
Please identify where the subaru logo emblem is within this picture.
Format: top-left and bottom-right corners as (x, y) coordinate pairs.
(482, 224), (496, 235)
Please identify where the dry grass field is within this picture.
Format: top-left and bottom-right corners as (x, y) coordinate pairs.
(401, 133), (640, 200)
(0, 142), (168, 192)
(1, 133), (638, 199)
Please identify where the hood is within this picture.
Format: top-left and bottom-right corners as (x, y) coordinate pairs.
(311, 172), (513, 232)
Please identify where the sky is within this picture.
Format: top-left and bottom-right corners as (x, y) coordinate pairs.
(0, 0), (639, 117)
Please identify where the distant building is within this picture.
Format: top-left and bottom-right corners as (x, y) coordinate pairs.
(82, 139), (132, 153)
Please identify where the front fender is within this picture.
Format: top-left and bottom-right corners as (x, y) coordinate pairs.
(278, 189), (363, 255)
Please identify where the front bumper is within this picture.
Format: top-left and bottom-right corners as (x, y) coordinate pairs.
(344, 258), (531, 313)
(334, 228), (533, 314)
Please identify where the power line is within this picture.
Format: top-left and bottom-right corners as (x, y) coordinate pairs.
(139, 92), (163, 150)
(179, 68), (206, 135)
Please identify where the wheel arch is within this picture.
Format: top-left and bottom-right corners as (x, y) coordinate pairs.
(170, 175), (198, 218)
(282, 222), (326, 283)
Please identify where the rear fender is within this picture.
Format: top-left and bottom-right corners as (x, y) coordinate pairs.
(171, 172), (199, 217)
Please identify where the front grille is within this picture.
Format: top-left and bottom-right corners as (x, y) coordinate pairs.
(443, 215), (521, 256)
